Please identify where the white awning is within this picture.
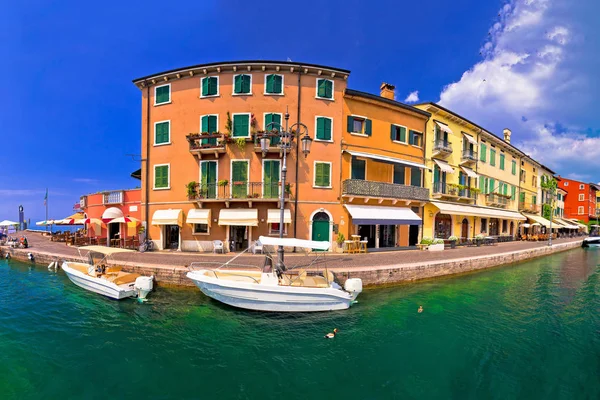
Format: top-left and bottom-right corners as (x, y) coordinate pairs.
(430, 201), (527, 220)
(101, 207), (123, 221)
(344, 204), (422, 225)
(258, 236), (330, 251)
(433, 159), (455, 174)
(565, 219), (588, 232)
(152, 209), (183, 226)
(218, 209), (258, 226)
(460, 166), (478, 178)
(267, 209), (292, 224)
(522, 213), (552, 228)
(343, 150), (427, 169)
(435, 121), (453, 135)
(462, 132), (477, 145)
(186, 209), (211, 226)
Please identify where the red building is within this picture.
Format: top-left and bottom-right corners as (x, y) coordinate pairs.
(79, 188), (141, 243)
(557, 177), (597, 222)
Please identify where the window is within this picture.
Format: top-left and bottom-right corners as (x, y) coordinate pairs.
(532, 195), (537, 205)
(233, 74), (252, 94)
(393, 164), (405, 185)
(410, 167), (422, 187)
(480, 218), (488, 233)
(200, 115), (218, 133)
(263, 160), (280, 198)
(154, 121), (170, 145)
(409, 130), (423, 147)
(265, 74), (283, 94)
(578, 206), (584, 215)
(351, 157), (366, 180)
(490, 149), (496, 167)
(264, 113), (282, 131)
(232, 114), (250, 138)
(519, 192), (525, 203)
(347, 116), (371, 136)
(511, 185), (516, 200)
(579, 184), (585, 189)
(153, 164), (170, 190)
(193, 224), (209, 234)
(315, 117), (333, 141)
(579, 194), (585, 201)
(500, 154), (505, 170)
(512, 160), (517, 175)
(316, 79), (333, 99)
(502, 220), (507, 233)
(269, 223), (287, 235)
(231, 160), (249, 198)
(480, 143), (487, 162)
(520, 170), (526, 183)
(154, 84), (170, 105)
(201, 76), (219, 97)
(531, 176), (537, 187)
(391, 125), (407, 143)
(314, 162), (332, 188)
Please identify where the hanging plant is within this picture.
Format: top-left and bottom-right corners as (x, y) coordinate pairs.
(235, 137), (246, 150)
(225, 112), (232, 137)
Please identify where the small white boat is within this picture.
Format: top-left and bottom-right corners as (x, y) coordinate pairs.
(61, 246), (153, 300)
(186, 236), (363, 312)
(582, 237), (600, 248)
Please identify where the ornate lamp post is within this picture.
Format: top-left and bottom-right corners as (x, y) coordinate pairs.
(259, 107), (312, 270)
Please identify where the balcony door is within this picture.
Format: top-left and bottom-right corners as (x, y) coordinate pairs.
(231, 161), (249, 198)
(351, 157), (366, 180)
(393, 164), (405, 185)
(433, 165), (446, 193)
(200, 161), (217, 199)
(435, 126), (448, 143)
(263, 160), (280, 198)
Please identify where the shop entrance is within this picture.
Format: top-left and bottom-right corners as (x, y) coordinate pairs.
(461, 218), (469, 239)
(489, 218), (499, 236)
(164, 225), (179, 250)
(435, 214), (452, 239)
(409, 225), (419, 246)
(229, 226), (248, 252)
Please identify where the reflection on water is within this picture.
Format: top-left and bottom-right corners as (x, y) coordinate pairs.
(0, 249), (599, 399)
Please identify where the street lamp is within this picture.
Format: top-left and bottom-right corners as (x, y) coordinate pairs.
(258, 107), (311, 271)
(548, 190), (557, 247)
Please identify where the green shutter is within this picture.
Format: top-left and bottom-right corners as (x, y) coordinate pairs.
(500, 154), (505, 170)
(479, 177), (485, 193)
(209, 77), (217, 95)
(155, 165), (168, 188)
(274, 75), (282, 93)
(410, 167), (421, 187)
(503, 183), (508, 195)
(347, 116), (354, 133)
(520, 192), (525, 202)
(480, 144), (487, 162)
(318, 80), (333, 99)
(325, 80), (332, 98)
(532, 195), (537, 204)
(156, 85), (170, 104)
(390, 125), (395, 141)
(242, 75), (251, 93)
(234, 75), (242, 93)
(263, 160), (280, 198)
(233, 115), (249, 137)
(202, 78), (208, 96)
(266, 75), (274, 93)
(155, 122), (169, 144)
(265, 113), (274, 129)
(315, 163), (331, 187)
(208, 115), (217, 133)
(316, 117), (331, 141)
(490, 149), (496, 166)
(200, 161), (217, 198)
(365, 119), (372, 136)
(511, 186), (516, 200)
(512, 160), (517, 175)
(399, 126), (406, 142)
(393, 164), (405, 185)
(323, 163), (330, 186)
(489, 178), (495, 193)
(232, 161), (248, 198)
(201, 116), (208, 133)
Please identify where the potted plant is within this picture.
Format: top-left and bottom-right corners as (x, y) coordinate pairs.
(419, 237), (433, 250)
(218, 179), (228, 187)
(186, 181), (198, 200)
(448, 235), (458, 249)
(335, 233), (345, 253)
(475, 234), (485, 246)
(235, 137), (246, 151)
(428, 238), (445, 251)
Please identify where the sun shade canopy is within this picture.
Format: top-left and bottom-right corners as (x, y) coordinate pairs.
(431, 201), (527, 220)
(435, 121), (453, 135)
(522, 213), (552, 228)
(433, 159), (455, 173)
(186, 209), (211, 226)
(218, 209), (258, 226)
(460, 166), (478, 178)
(344, 204), (422, 225)
(462, 132), (477, 145)
(343, 150), (427, 169)
(152, 209), (183, 226)
(267, 209), (292, 224)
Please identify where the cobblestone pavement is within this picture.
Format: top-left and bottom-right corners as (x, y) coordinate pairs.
(16, 231), (584, 270)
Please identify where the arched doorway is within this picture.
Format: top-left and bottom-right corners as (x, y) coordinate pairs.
(461, 218), (469, 239)
(435, 214), (452, 239)
(311, 212), (330, 244)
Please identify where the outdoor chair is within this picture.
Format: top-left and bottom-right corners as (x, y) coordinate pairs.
(252, 240), (263, 254)
(213, 240), (224, 254)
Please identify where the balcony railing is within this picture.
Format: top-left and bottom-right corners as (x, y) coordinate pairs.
(461, 149), (477, 163)
(486, 193), (509, 207)
(519, 201), (539, 213)
(190, 182), (290, 201)
(103, 191), (123, 204)
(187, 133), (226, 156)
(432, 182), (477, 200)
(342, 179), (429, 202)
(433, 139), (452, 154)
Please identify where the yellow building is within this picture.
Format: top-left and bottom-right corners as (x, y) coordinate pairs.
(519, 156), (541, 215)
(415, 103), (525, 240)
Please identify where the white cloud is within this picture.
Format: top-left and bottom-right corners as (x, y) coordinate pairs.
(404, 91), (419, 103)
(72, 178), (99, 184)
(438, 0), (599, 178)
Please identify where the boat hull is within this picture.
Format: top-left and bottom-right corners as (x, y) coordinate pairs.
(62, 262), (136, 300)
(582, 237), (600, 248)
(187, 271), (356, 312)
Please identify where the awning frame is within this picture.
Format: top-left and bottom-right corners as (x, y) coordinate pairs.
(434, 120), (454, 135)
(433, 158), (455, 174)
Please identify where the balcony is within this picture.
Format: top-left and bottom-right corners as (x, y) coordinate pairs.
(190, 182), (291, 207)
(187, 133), (226, 159)
(519, 201), (539, 213)
(461, 149), (478, 164)
(253, 133), (291, 155)
(103, 191), (123, 205)
(432, 182), (477, 202)
(342, 179), (429, 203)
(486, 193), (510, 208)
(433, 139), (452, 156)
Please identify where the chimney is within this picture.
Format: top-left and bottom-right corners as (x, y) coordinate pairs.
(380, 82), (395, 100)
(503, 128), (512, 143)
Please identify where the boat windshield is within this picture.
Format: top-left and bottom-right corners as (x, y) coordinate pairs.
(87, 251), (107, 266)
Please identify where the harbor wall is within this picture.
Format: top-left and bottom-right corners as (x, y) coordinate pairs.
(0, 239), (583, 288)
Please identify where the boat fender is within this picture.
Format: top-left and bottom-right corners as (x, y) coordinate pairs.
(48, 261), (56, 270)
(5, 253), (10, 260)
(27, 253), (35, 262)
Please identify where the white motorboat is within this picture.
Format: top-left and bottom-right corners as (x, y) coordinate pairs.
(582, 237), (600, 248)
(186, 236), (363, 312)
(61, 246), (154, 300)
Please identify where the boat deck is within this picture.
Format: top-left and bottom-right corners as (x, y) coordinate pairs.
(67, 262), (140, 286)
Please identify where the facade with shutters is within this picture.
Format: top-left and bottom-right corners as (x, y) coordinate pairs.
(133, 60), (349, 251)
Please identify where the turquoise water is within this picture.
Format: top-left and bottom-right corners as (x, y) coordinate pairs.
(1, 250), (599, 399)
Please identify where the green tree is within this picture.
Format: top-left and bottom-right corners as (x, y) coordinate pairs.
(541, 174), (558, 219)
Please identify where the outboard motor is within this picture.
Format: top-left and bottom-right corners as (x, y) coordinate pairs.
(344, 278), (363, 299)
(27, 253), (35, 262)
(134, 276), (154, 300)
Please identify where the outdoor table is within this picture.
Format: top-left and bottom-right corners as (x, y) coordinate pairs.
(343, 240), (356, 253)
(110, 238), (121, 248)
(358, 241), (368, 253)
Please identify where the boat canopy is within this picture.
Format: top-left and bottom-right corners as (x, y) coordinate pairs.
(258, 236), (330, 251)
(78, 246), (135, 255)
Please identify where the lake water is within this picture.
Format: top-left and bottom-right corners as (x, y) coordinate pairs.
(1, 249), (598, 399)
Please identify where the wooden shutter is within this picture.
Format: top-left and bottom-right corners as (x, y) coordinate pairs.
(393, 164), (405, 185)
(347, 116), (354, 133)
(511, 186), (516, 200)
(500, 154), (505, 170)
(201, 116), (208, 133)
(264, 160), (280, 198)
(233, 115), (249, 137)
(390, 125), (396, 141)
(399, 126), (406, 142)
(208, 116), (217, 133)
(266, 75), (274, 93)
(156, 86), (169, 103)
(480, 144), (487, 162)
(489, 178), (495, 193)
(317, 118), (325, 140)
(274, 75), (282, 93)
(315, 163), (324, 186)
(512, 160), (516, 175)
(155, 166), (168, 188)
(234, 75), (242, 93)
(365, 119), (372, 136)
(156, 122), (169, 144)
(490, 150), (496, 166)
(410, 167), (421, 187)
(325, 80), (332, 98)
(202, 78), (209, 96)
(242, 75), (250, 93)
(232, 161), (248, 197)
(479, 177), (485, 193)
(322, 163), (331, 186)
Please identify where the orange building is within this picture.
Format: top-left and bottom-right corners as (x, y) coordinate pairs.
(79, 189), (141, 243)
(339, 85), (430, 249)
(133, 61), (349, 251)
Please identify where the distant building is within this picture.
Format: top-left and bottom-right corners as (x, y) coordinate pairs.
(557, 177), (597, 222)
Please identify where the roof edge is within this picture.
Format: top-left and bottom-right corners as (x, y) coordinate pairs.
(344, 89), (431, 117)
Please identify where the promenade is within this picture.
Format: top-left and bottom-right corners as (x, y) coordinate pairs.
(2, 231), (584, 287)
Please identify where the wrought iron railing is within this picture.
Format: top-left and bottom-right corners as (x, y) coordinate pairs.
(191, 182), (290, 200)
(461, 149), (477, 162)
(433, 139), (452, 153)
(486, 193), (509, 207)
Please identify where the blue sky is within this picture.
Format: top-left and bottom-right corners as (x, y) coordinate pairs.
(1, 0), (598, 222)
